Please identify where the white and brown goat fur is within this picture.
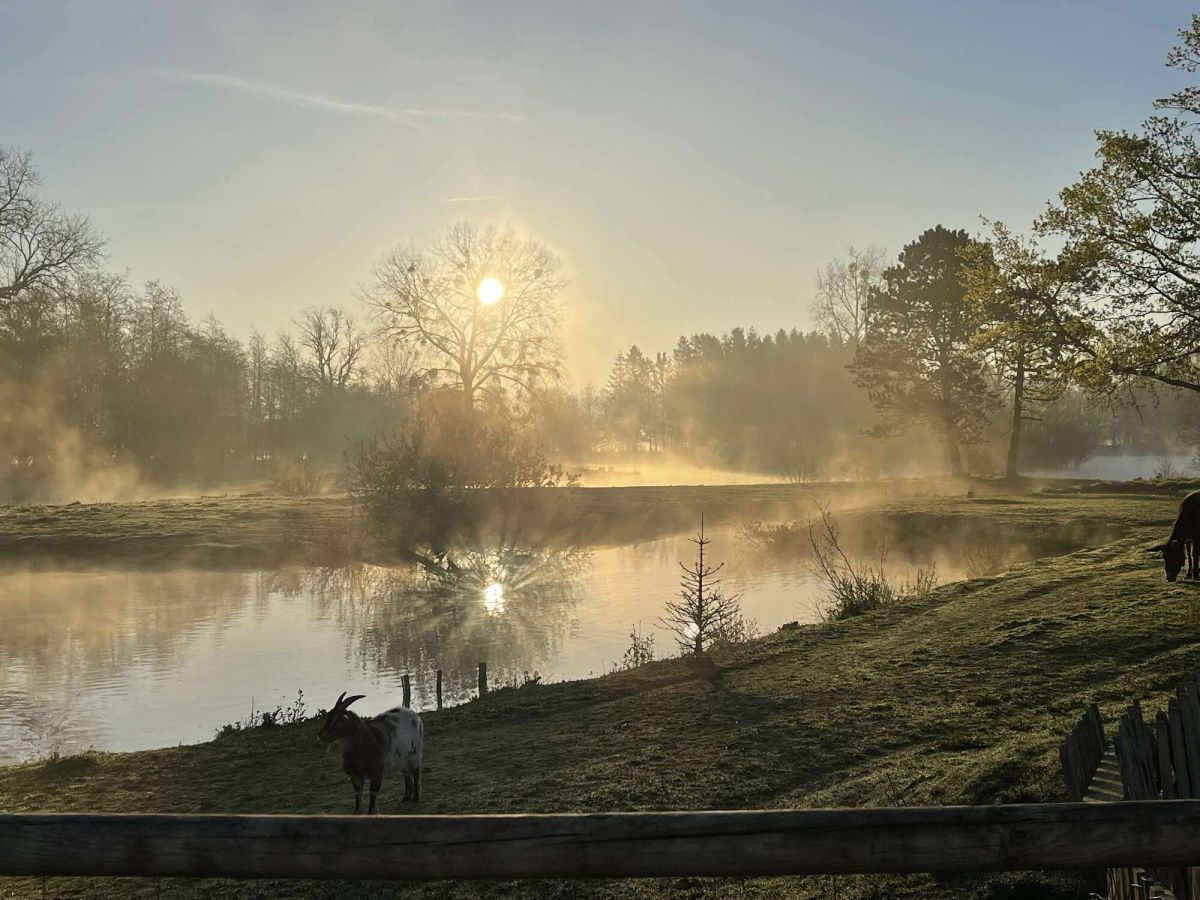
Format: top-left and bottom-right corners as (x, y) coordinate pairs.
(317, 692), (423, 813)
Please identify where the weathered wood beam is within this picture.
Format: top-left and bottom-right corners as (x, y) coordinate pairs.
(6, 803), (1200, 881)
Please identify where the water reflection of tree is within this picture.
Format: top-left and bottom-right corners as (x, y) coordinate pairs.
(269, 545), (592, 708)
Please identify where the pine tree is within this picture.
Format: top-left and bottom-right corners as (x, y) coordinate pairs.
(659, 515), (743, 654)
(850, 226), (997, 476)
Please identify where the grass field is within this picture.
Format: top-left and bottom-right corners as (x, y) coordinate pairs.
(1, 482), (1199, 898)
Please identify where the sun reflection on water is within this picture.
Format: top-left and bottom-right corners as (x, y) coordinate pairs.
(482, 582), (506, 615)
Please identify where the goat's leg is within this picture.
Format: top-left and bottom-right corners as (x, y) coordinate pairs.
(350, 775), (365, 815)
(412, 767), (421, 803)
(1190, 540), (1199, 579)
(402, 769), (415, 802)
(368, 772), (383, 814)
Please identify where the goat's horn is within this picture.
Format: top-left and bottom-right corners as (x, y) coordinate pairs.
(334, 691), (347, 709)
(342, 694), (366, 709)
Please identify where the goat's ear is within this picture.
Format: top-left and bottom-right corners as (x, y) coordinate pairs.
(342, 694), (366, 710)
(1145, 544), (1168, 553)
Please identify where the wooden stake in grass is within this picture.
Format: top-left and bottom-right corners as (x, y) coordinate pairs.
(436, 669), (443, 710)
(659, 514), (742, 655)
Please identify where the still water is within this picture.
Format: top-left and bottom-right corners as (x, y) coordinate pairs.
(0, 524), (1046, 762)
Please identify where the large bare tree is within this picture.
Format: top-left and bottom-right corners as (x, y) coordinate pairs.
(811, 245), (886, 344)
(295, 305), (364, 390)
(1, 148), (104, 302)
(365, 222), (565, 412)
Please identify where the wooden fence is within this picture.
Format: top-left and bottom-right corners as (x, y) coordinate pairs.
(1059, 671), (1200, 899)
(1062, 703), (1107, 802)
(8, 803), (1200, 881)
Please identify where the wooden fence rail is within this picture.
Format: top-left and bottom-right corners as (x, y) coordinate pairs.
(7, 803), (1200, 881)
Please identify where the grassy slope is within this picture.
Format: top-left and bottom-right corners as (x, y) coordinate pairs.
(2, 491), (1199, 898)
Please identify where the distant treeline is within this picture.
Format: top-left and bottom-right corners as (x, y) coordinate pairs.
(1, 269), (1189, 498)
(0, 272), (419, 495)
(13, 1), (1200, 504)
(553, 328), (1196, 480)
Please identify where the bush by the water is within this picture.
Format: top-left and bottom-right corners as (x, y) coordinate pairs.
(807, 504), (937, 621)
(269, 455), (324, 496)
(346, 405), (574, 564)
(616, 624), (656, 670)
(215, 690), (311, 737)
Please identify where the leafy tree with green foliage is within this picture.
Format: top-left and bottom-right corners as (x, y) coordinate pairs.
(960, 221), (1092, 477)
(851, 226), (995, 476)
(1039, 15), (1200, 397)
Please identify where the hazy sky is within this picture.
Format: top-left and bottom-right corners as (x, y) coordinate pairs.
(2, 1), (1196, 384)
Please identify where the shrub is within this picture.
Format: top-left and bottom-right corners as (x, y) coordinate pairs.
(215, 690), (310, 737)
(807, 503), (937, 622)
(346, 406), (574, 565)
(617, 625), (656, 670)
(269, 456), (323, 496)
(1154, 456), (1183, 480)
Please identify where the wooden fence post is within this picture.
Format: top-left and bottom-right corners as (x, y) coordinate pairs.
(478, 662), (488, 698)
(1177, 682), (1200, 793)
(402, 675), (411, 709)
(436, 670), (443, 710)
(1155, 712), (1176, 800)
(1169, 697), (1191, 798)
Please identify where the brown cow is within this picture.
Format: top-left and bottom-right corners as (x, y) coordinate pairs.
(1147, 490), (1200, 582)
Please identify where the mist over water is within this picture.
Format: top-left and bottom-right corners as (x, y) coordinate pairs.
(0, 520), (1101, 763)
(1026, 452), (1197, 482)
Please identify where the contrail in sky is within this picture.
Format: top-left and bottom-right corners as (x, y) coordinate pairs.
(163, 71), (528, 128)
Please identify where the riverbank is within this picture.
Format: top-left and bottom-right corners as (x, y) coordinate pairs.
(2, 488), (1199, 898)
(0, 475), (1186, 569)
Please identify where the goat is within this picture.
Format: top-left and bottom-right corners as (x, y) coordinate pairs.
(1146, 490), (1200, 582)
(317, 692), (423, 813)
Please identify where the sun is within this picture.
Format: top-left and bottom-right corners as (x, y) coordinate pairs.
(476, 277), (505, 306)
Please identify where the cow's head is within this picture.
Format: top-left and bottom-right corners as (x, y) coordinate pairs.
(1146, 539), (1187, 582)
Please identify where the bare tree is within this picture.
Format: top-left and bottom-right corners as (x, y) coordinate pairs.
(366, 338), (426, 395)
(365, 222), (565, 413)
(270, 331), (306, 422)
(658, 515), (743, 654)
(1, 148), (104, 302)
(295, 305), (363, 390)
(811, 245), (886, 344)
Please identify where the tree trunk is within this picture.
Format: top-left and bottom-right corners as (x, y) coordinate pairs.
(944, 426), (963, 477)
(937, 354), (963, 477)
(462, 375), (475, 414)
(1005, 356), (1026, 479)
